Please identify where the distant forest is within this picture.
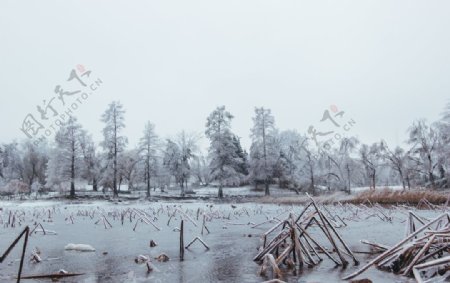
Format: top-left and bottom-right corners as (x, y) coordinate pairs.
(1, 102), (449, 198)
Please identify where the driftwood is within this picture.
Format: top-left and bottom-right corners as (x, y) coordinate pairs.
(412, 255), (450, 283)
(360, 240), (389, 252)
(255, 199), (358, 280)
(343, 212), (450, 282)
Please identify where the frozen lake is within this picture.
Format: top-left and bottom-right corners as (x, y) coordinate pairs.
(0, 200), (439, 282)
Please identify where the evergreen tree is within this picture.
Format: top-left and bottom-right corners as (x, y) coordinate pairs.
(100, 101), (128, 197)
(249, 107), (277, 196)
(205, 106), (243, 198)
(46, 117), (84, 197)
(139, 121), (159, 197)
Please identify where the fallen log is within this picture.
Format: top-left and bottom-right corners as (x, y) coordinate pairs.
(19, 273), (84, 280)
(185, 237), (210, 250)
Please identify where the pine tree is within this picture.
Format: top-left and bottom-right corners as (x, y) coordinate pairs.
(100, 101), (128, 197)
(46, 116), (84, 197)
(79, 133), (100, 191)
(232, 135), (249, 177)
(139, 121), (159, 197)
(163, 139), (183, 193)
(249, 107), (277, 196)
(205, 106), (243, 198)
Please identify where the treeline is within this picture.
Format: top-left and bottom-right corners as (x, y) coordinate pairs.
(0, 102), (449, 198)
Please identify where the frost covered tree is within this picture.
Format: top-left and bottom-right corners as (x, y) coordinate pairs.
(100, 101), (128, 197)
(299, 139), (319, 195)
(163, 139), (181, 187)
(139, 121), (159, 197)
(118, 149), (140, 191)
(249, 107), (277, 196)
(46, 117), (84, 197)
(1, 141), (48, 191)
(436, 102), (450, 186)
(380, 141), (411, 190)
(407, 120), (439, 189)
(271, 130), (306, 190)
(79, 133), (100, 191)
(1, 142), (24, 181)
(191, 154), (210, 186)
(359, 142), (382, 189)
(205, 106), (243, 198)
(21, 140), (48, 188)
(232, 136), (249, 177)
(177, 131), (198, 194)
(163, 132), (198, 196)
(325, 137), (360, 193)
(0, 145), (3, 179)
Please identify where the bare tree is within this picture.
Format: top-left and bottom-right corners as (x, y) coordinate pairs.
(337, 137), (360, 193)
(380, 140), (412, 190)
(359, 142), (382, 189)
(300, 140), (318, 195)
(21, 141), (47, 189)
(118, 150), (140, 192)
(408, 120), (439, 189)
(163, 131), (199, 196)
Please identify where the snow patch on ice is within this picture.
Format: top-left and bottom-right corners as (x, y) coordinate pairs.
(64, 243), (96, 252)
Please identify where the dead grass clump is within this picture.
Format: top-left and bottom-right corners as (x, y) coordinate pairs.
(350, 189), (448, 205)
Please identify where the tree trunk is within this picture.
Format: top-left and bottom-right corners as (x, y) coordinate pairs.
(147, 176), (151, 198)
(406, 174), (411, 190)
(70, 141), (75, 198)
(346, 164), (351, 194)
(113, 108), (118, 198)
(264, 179), (270, 196)
(428, 154), (436, 189)
(262, 115), (270, 197)
(146, 153), (151, 197)
(29, 165), (36, 189)
(399, 170), (406, 190)
(70, 180), (75, 198)
(113, 160), (117, 197)
(93, 177), (98, 191)
(218, 184), (223, 198)
(371, 170), (376, 190)
(180, 179), (185, 197)
(429, 171), (436, 189)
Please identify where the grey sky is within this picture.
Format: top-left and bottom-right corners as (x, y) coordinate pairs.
(1, 1), (449, 151)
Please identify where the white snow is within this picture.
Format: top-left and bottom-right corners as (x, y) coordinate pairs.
(64, 243), (96, 252)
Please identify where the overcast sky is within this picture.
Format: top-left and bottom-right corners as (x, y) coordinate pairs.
(1, 1), (449, 151)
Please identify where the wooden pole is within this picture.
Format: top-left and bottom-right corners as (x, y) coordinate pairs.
(180, 220), (184, 261)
